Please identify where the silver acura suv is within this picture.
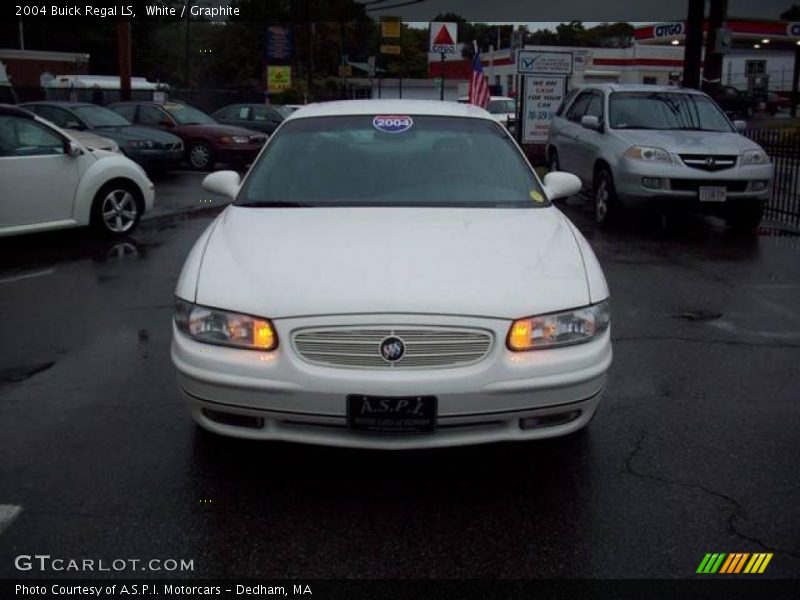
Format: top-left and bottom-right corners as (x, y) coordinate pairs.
(546, 84), (773, 230)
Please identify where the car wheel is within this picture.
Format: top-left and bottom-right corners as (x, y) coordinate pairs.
(593, 168), (620, 227)
(91, 181), (142, 236)
(189, 140), (214, 170)
(727, 201), (764, 233)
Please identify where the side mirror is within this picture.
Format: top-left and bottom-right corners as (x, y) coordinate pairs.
(66, 139), (83, 157)
(543, 171), (582, 201)
(580, 115), (601, 131)
(733, 120), (747, 132)
(202, 170), (241, 200)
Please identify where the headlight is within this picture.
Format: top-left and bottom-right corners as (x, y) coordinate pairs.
(127, 139), (155, 149)
(623, 146), (674, 163)
(507, 301), (610, 351)
(740, 149), (770, 165)
(175, 299), (277, 351)
(220, 135), (249, 144)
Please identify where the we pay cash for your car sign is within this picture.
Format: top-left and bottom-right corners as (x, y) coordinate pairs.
(517, 50), (573, 144)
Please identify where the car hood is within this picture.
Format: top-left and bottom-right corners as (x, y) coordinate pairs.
(614, 129), (760, 154)
(90, 125), (181, 144)
(178, 123), (261, 138)
(194, 206), (590, 320)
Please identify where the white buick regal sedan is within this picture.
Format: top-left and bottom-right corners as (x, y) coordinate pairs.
(171, 100), (612, 449)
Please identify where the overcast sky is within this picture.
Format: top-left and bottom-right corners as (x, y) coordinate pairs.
(360, 0), (795, 22)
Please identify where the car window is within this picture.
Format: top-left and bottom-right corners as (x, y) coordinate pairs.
(584, 92), (604, 121)
(72, 105), (130, 128)
(214, 105), (241, 120)
(29, 105), (77, 128)
(555, 88), (579, 117)
(487, 99), (515, 114)
(609, 92), (733, 132)
(0, 116), (64, 157)
(239, 115), (546, 209)
(139, 105), (169, 126)
(251, 106), (280, 122)
(112, 104), (137, 121)
(162, 102), (216, 125)
(565, 91), (594, 123)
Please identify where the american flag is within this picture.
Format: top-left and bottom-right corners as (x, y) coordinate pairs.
(468, 46), (490, 109)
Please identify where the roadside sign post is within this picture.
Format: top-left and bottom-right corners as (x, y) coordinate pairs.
(430, 22), (458, 101)
(516, 50), (573, 146)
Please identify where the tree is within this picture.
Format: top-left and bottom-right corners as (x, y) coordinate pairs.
(781, 5), (800, 18)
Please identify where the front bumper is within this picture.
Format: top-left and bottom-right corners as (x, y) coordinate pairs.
(171, 313), (612, 449)
(215, 144), (264, 165)
(614, 159), (773, 208)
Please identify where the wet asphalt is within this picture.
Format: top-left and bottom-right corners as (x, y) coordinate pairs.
(0, 180), (799, 580)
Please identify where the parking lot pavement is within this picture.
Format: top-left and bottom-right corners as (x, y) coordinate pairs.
(0, 195), (799, 579)
(145, 170), (233, 218)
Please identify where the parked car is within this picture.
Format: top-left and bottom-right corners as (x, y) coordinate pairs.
(766, 92), (789, 116)
(547, 84), (772, 231)
(21, 101), (183, 169)
(704, 85), (757, 119)
(172, 100), (611, 448)
(108, 100), (267, 170)
(0, 104), (154, 237)
(211, 103), (287, 136)
(459, 95), (517, 133)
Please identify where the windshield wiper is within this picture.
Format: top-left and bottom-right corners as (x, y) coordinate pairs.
(237, 201), (311, 208)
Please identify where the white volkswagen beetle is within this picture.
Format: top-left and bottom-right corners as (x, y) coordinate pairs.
(172, 100), (611, 449)
(0, 104), (153, 237)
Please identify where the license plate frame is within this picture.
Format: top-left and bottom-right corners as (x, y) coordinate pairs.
(699, 186), (727, 202)
(346, 395), (437, 435)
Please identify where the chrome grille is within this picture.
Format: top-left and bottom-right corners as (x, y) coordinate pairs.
(679, 154), (737, 172)
(292, 326), (493, 369)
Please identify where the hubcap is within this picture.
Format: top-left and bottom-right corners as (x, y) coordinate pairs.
(595, 178), (609, 223)
(190, 144), (210, 168)
(101, 190), (137, 233)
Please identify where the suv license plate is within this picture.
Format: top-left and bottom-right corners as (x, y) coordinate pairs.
(347, 395), (436, 434)
(699, 186), (726, 202)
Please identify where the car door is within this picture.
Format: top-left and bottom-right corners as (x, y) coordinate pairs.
(0, 115), (81, 229)
(570, 91), (605, 183)
(557, 90), (593, 176)
(249, 106), (282, 134)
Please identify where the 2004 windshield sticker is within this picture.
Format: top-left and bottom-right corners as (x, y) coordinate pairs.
(373, 115), (414, 133)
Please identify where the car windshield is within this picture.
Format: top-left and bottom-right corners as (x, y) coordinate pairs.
(238, 115), (545, 209)
(162, 102), (216, 125)
(487, 99), (515, 114)
(273, 106), (294, 118)
(72, 105), (131, 128)
(609, 92), (733, 132)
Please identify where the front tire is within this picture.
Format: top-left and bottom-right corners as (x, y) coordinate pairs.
(188, 140), (214, 170)
(91, 181), (142, 236)
(593, 168), (620, 227)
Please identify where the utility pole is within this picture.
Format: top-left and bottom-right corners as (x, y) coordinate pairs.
(792, 43), (799, 117)
(703, 0), (727, 95)
(683, 0), (705, 89)
(117, 18), (132, 102)
(184, 0), (190, 87)
(18, 18), (24, 50)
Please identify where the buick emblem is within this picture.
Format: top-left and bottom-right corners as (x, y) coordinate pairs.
(379, 336), (405, 362)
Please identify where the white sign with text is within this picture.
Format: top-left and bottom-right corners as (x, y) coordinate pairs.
(522, 75), (566, 144)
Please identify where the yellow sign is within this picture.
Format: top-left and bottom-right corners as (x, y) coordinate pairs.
(267, 65), (291, 92)
(338, 64), (353, 77)
(380, 44), (402, 55)
(381, 17), (401, 39)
